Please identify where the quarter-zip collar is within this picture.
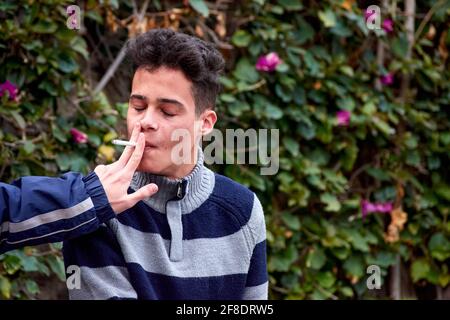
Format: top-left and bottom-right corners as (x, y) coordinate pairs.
(130, 146), (214, 214)
(130, 146), (215, 262)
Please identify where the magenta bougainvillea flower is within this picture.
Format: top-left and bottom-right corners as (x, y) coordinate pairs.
(256, 52), (282, 72)
(0, 80), (18, 101)
(70, 128), (88, 144)
(361, 200), (393, 218)
(336, 110), (351, 126)
(380, 73), (394, 85)
(382, 19), (394, 33)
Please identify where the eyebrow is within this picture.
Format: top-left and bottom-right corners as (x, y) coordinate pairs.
(129, 94), (186, 110)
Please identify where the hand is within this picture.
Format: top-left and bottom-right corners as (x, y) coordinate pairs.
(94, 122), (158, 213)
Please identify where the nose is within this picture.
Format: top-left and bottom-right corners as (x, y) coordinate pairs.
(140, 109), (159, 131)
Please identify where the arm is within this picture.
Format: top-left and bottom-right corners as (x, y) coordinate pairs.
(0, 122), (157, 254)
(0, 172), (115, 254)
(243, 194), (269, 300)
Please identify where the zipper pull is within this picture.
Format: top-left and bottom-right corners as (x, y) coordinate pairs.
(177, 181), (183, 199)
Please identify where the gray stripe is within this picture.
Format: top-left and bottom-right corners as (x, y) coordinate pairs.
(242, 281), (268, 300)
(247, 194), (266, 246)
(69, 266), (137, 300)
(0, 216), (97, 245)
(166, 201), (183, 262)
(0, 197), (94, 234)
(110, 220), (253, 278)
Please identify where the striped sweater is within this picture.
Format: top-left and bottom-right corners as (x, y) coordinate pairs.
(63, 150), (268, 300)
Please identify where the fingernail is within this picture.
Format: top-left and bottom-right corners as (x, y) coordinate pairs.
(152, 184), (158, 192)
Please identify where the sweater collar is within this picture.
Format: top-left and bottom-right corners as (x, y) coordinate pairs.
(130, 147), (215, 214)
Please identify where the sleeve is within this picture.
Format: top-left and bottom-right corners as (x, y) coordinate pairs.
(0, 171), (116, 254)
(242, 193), (269, 300)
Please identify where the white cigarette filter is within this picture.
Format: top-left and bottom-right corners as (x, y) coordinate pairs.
(112, 139), (137, 147)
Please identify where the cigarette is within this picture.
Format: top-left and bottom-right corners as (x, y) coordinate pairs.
(112, 139), (137, 147)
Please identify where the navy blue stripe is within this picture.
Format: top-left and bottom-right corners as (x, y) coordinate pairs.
(212, 174), (254, 226)
(0, 211), (99, 255)
(245, 240), (268, 286)
(117, 201), (171, 239)
(118, 201), (248, 240)
(127, 263), (247, 300)
(2, 209), (97, 243)
(118, 177), (255, 240)
(63, 224), (127, 268)
(2, 172), (89, 222)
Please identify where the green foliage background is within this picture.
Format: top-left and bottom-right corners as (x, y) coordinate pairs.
(0, 0), (449, 299)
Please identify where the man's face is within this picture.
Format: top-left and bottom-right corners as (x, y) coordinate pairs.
(127, 66), (212, 179)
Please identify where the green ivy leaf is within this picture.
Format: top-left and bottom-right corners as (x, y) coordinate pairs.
(189, 0), (209, 17)
(277, 0), (303, 11)
(0, 276), (11, 299)
(320, 193), (341, 212)
(318, 10), (337, 28)
(306, 247), (326, 270)
(233, 58), (259, 83)
(428, 232), (450, 261)
(411, 258), (430, 282)
(232, 30), (251, 47)
(57, 53), (78, 73)
(343, 255), (364, 278)
(22, 141), (36, 155)
(316, 271), (336, 288)
(2, 255), (21, 275)
(435, 183), (450, 201)
(281, 212), (301, 231)
(32, 20), (57, 33)
(269, 244), (298, 272)
(25, 280), (40, 295)
(46, 255), (66, 282)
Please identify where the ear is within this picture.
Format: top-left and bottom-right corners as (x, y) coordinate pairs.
(199, 109), (217, 136)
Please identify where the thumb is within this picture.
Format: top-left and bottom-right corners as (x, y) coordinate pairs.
(127, 183), (159, 206)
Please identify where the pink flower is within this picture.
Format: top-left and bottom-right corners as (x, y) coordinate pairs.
(256, 52), (282, 72)
(70, 128), (88, 144)
(361, 200), (393, 219)
(382, 19), (394, 33)
(336, 110), (351, 126)
(0, 80), (18, 101)
(380, 73), (394, 86)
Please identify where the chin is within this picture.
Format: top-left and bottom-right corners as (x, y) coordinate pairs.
(137, 163), (168, 176)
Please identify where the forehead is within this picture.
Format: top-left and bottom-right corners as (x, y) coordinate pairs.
(131, 67), (195, 106)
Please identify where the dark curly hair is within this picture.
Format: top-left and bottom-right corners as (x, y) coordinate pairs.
(126, 29), (225, 115)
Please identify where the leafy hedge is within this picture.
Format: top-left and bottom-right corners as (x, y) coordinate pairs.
(219, 0), (450, 299)
(0, 0), (120, 298)
(0, 0), (449, 299)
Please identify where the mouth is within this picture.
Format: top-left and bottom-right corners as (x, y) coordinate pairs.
(144, 142), (158, 149)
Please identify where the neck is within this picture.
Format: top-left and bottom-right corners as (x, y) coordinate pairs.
(164, 147), (198, 179)
(130, 146), (215, 214)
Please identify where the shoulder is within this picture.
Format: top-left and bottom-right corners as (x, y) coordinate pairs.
(207, 173), (260, 226)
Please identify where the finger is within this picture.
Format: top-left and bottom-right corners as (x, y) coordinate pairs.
(94, 164), (107, 177)
(117, 122), (141, 167)
(126, 183), (158, 207)
(124, 132), (145, 174)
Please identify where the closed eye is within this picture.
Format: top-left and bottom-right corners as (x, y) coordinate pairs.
(161, 109), (175, 117)
(133, 106), (146, 112)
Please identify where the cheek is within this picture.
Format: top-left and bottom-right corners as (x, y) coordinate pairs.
(126, 114), (140, 138)
(126, 121), (133, 139)
(166, 121), (196, 146)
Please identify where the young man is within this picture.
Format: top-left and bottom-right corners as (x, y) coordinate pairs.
(63, 29), (268, 300)
(0, 136), (158, 254)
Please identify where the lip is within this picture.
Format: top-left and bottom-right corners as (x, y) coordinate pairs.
(144, 143), (158, 149)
